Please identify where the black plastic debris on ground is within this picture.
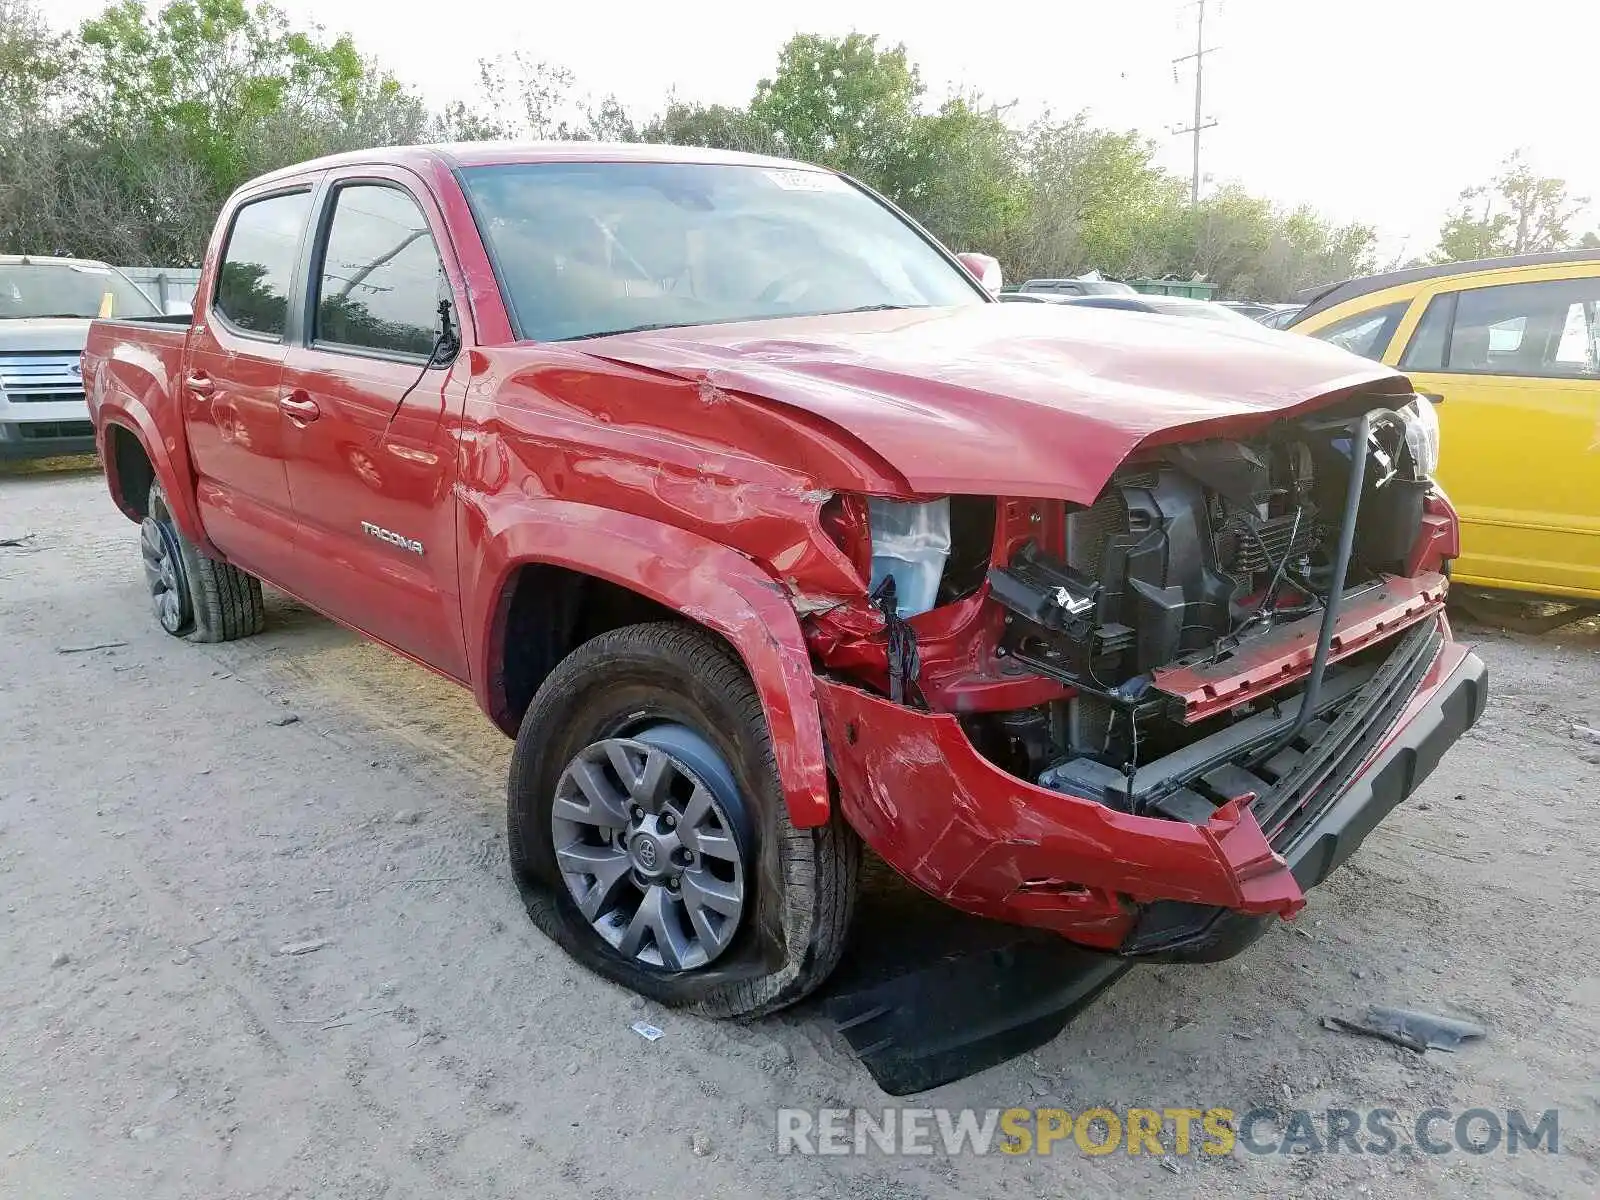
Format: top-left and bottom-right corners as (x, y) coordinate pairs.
(796, 859), (1132, 1095)
(1324, 1005), (1486, 1053)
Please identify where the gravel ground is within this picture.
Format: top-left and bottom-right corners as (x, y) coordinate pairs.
(2, 463), (1596, 1199)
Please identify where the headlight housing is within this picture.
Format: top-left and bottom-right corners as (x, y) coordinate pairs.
(865, 497), (951, 618)
(1400, 394), (1440, 478)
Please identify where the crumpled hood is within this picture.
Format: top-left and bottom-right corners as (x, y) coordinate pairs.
(0, 318), (92, 355)
(585, 304), (1410, 503)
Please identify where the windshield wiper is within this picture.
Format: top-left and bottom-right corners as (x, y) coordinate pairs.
(827, 303), (923, 315)
(10, 313), (95, 320)
(565, 321), (704, 341)
(563, 304), (928, 342)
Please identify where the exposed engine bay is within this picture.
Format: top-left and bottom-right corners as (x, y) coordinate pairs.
(833, 399), (1448, 839)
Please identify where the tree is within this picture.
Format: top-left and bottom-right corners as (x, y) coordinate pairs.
(1001, 113), (1185, 283)
(0, 6), (1442, 297)
(440, 54), (636, 143)
(888, 94), (1022, 256)
(640, 101), (777, 154)
(1433, 152), (1590, 263)
(0, 0), (69, 253)
(751, 34), (920, 184)
(43, 0), (428, 262)
(0, 0), (61, 117)
(464, 53), (574, 140)
(1183, 197), (1376, 300)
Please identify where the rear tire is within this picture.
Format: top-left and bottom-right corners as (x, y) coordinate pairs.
(507, 621), (859, 1017)
(143, 483), (265, 642)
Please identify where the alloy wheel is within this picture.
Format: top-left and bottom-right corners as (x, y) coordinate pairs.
(139, 516), (191, 635)
(550, 725), (748, 971)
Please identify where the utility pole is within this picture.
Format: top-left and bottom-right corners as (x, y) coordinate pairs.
(1172, 0), (1219, 205)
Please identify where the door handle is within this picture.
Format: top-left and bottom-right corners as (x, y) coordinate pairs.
(184, 371), (215, 397)
(279, 393), (321, 424)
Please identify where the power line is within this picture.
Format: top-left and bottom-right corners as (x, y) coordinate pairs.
(1171, 0), (1219, 206)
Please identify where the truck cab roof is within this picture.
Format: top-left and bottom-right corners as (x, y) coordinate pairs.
(244, 141), (816, 191)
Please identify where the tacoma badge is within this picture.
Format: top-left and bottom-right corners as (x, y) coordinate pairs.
(361, 521), (424, 556)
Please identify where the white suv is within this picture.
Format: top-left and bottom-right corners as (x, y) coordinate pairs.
(0, 256), (165, 459)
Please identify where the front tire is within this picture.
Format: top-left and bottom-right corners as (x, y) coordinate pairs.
(141, 483), (265, 642)
(507, 622), (858, 1017)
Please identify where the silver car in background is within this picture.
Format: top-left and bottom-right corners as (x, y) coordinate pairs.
(0, 257), (165, 459)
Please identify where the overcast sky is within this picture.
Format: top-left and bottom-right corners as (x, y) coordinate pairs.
(48, 0), (1600, 257)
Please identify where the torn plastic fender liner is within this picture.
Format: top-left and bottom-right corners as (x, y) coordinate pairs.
(816, 677), (1304, 946)
(462, 495), (832, 827)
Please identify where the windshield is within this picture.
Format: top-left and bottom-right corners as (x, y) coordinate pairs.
(460, 162), (985, 341)
(0, 262), (160, 320)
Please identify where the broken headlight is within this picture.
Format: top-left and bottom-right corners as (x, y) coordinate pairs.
(866, 497), (951, 617)
(1399, 394), (1440, 477)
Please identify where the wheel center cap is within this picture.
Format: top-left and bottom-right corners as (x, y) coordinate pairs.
(630, 832), (664, 874)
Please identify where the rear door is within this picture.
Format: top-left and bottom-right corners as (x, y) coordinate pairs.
(1395, 268), (1600, 598)
(184, 184), (317, 581)
(275, 168), (470, 678)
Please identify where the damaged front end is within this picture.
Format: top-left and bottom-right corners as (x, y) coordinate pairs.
(805, 394), (1487, 957)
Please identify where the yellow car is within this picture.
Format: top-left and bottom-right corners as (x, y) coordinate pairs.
(1291, 250), (1600, 604)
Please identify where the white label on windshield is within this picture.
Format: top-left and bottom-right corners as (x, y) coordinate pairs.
(764, 169), (849, 193)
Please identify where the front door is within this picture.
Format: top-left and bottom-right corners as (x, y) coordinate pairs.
(1395, 270), (1600, 598)
(277, 172), (469, 678)
(183, 186), (316, 582)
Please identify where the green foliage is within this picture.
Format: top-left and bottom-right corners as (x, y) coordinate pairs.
(1002, 115), (1185, 280)
(2, 0), (426, 263)
(641, 102), (778, 155)
(751, 34), (921, 183)
(890, 95), (1024, 256)
(0, 0), (62, 117)
(0, 11), (1563, 297)
(1432, 152), (1591, 263)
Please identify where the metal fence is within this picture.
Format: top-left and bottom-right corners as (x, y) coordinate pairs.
(117, 266), (202, 309)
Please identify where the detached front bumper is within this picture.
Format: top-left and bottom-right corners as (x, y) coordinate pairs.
(817, 618), (1486, 954)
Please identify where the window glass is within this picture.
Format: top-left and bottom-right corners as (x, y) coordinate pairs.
(315, 185), (444, 356)
(1307, 301), (1408, 361)
(1555, 302), (1598, 369)
(459, 162), (982, 342)
(1400, 294), (1452, 370)
(215, 192), (311, 337)
(1437, 278), (1600, 377)
(0, 262), (159, 320)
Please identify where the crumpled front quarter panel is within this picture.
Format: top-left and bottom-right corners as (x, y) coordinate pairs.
(454, 346), (913, 827)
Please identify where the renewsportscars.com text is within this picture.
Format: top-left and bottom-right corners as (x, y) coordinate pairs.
(775, 1106), (1559, 1158)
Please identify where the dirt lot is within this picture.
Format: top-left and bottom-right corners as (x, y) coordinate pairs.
(2, 463), (1597, 1199)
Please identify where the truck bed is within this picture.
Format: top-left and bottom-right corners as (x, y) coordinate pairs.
(82, 315), (196, 525)
(83, 315), (191, 400)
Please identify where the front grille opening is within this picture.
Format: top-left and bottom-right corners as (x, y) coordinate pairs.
(1039, 619), (1445, 842)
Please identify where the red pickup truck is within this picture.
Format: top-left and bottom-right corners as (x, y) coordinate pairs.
(84, 143), (1486, 1017)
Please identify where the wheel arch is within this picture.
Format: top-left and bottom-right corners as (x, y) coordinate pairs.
(103, 421), (157, 519)
(94, 373), (217, 557)
(465, 498), (831, 828)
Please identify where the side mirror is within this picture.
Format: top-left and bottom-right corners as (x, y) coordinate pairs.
(956, 252), (1003, 295)
(163, 299), (192, 317)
